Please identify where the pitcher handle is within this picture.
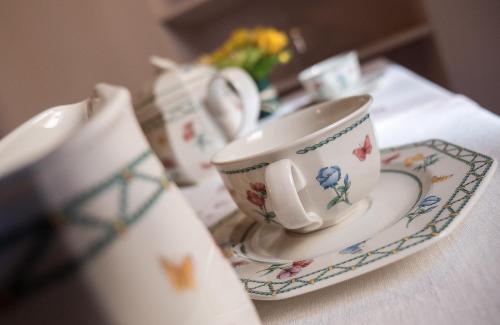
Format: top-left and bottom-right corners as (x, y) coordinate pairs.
(206, 67), (260, 140)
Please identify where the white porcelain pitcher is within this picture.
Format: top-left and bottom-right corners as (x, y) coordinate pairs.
(0, 84), (261, 325)
(135, 56), (260, 185)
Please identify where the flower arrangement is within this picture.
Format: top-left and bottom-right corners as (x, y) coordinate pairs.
(201, 27), (291, 84)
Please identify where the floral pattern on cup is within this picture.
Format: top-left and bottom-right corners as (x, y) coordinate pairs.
(258, 259), (313, 279)
(316, 166), (352, 209)
(401, 195), (441, 226)
(246, 182), (277, 223)
(352, 135), (372, 161)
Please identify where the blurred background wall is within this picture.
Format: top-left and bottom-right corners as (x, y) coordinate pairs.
(423, 0), (500, 113)
(0, 0), (189, 136)
(0, 0), (499, 137)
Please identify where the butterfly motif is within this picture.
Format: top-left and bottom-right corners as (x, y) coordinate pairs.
(382, 152), (400, 165)
(160, 255), (195, 291)
(352, 135), (372, 161)
(431, 174), (453, 183)
(404, 153), (424, 167)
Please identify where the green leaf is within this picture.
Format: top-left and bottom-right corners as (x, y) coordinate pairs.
(337, 186), (346, 193)
(251, 55), (279, 81)
(265, 211), (276, 223)
(242, 47), (263, 71)
(257, 263), (286, 275)
(327, 196), (341, 209)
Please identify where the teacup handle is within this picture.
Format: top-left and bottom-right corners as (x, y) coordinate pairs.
(206, 67), (260, 140)
(265, 159), (323, 232)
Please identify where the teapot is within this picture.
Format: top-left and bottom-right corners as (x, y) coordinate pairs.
(135, 56), (260, 185)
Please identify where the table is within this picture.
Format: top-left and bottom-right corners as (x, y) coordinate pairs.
(182, 59), (500, 325)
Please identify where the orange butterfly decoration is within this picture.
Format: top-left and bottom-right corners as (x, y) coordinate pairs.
(352, 135), (372, 161)
(404, 153), (425, 167)
(431, 174), (453, 183)
(160, 255), (195, 291)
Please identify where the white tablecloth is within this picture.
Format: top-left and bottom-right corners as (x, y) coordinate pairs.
(182, 60), (500, 325)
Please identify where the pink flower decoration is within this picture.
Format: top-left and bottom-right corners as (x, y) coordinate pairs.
(183, 121), (195, 141)
(247, 190), (265, 207)
(277, 266), (302, 279)
(292, 259), (313, 268)
(276, 260), (313, 279)
(250, 182), (267, 195)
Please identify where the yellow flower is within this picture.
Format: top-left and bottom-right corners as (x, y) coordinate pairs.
(228, 28), (251, 48)
(211, 46), (231, 63)
(278, 51), (291, 63)
(254, 27), (288, 54)
(199, 26), (290, 67)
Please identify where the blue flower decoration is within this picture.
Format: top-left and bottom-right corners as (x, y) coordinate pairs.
(344, 174), (350, 186)
(340, 240), (366, 254)
(419, 195), (441, 207)
(316, 166), (341, 189)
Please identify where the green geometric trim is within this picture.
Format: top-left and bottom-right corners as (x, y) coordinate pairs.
(218, 113), (371, 174)
(140, 102), (199, 133)
(237, 139), (495, 297)
(220, 162), (270, 175)
(0, 149), (170, 300)
(296, 113), (370, 154)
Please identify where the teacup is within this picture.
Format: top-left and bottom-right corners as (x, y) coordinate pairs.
(212, 95), (379, 233)
(0, 84), (261, 325)
(299, 51), (361, 101)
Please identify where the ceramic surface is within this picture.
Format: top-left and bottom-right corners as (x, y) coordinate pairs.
(212, 95), (380, 233)
(299, 51), (379, 101)
(0, 84), (261, 325)
(212, 139), (497, 300)
(135, 57), (260, 185)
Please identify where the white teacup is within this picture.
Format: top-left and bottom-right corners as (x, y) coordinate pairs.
(212, 95), (379, 233)
(0, 84), (261, 325)
(299, 51), (361, 101)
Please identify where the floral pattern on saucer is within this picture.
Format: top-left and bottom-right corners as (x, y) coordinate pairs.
(401, 195), (441, 227)
(211, 139), (496, 300)
(258, 260), (313, 279)
(339, 240), (367, 254)
(404, 152), (439, 172)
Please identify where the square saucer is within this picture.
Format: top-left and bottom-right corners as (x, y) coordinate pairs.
(211, 139), (496, 300)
